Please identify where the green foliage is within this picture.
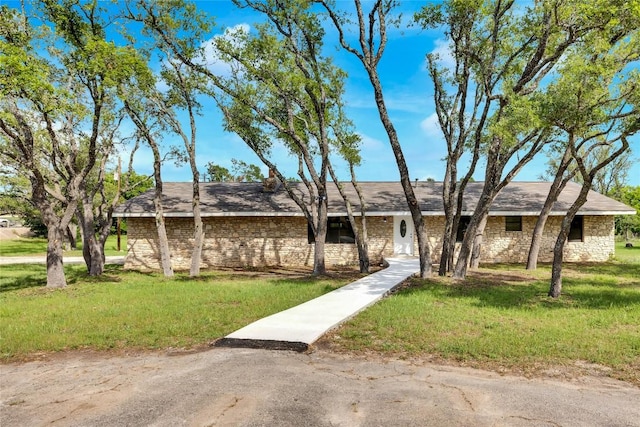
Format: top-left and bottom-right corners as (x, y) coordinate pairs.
(0, 265), (349, 359)
(231, 159), (263, 182)
(204, 159), (263, 182)
(613, 186), (640, 237)
(205, 163), (233, 182)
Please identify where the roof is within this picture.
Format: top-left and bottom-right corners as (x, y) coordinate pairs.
(113, 181), (636, 218)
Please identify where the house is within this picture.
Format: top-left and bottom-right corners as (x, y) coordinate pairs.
(113, 181), (636, 271)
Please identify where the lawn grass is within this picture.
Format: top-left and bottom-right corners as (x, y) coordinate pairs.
(325, 260), (640, 385)
(2, 237), (639, 385)
(0, 234), (126, 257)
(0, 264), (351, 361)
(614, 239), (640, 264)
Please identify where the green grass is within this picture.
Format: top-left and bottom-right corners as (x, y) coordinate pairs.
(2, 237), (639, 384)
(0, 235), (127, 257)
(0, 264), (350, 360)
(326, 261), (640, 384)
(614, 239), (640, 264)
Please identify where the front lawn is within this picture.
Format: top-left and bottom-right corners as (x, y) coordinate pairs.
(324, 261), (640, 385)
(0, 235), (126, 257)
(0, 264), (351, 360)
(615, 239), (640, 263)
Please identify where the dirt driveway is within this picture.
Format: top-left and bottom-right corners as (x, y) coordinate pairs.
(2, 347), (639, 427)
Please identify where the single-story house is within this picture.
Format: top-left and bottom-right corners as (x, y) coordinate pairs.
(113, 180), (635, 271)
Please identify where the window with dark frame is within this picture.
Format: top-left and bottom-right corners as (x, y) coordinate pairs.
(456, 216), (471, 242)
(505, 216), (522, 232)
(568, 215), (584, 242)
(308, 217), (356, 244)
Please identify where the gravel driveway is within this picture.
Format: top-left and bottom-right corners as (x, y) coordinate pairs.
(2, 347), (639, 426)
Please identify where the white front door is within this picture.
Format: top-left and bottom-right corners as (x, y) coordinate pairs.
(393, 216), (414, 255)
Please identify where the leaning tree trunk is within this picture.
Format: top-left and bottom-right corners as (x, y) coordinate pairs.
(527, 148), (574, 270)
(65, 224), (77, 251)
(352, 175), (370, 274)
(150, 148), (174, 278)
(368, 68), (431, 278)
(328, 165), (370, 273)
(453, 191), (493, 279)
(469, 214), (488, 269)
(154, 192), (174, 277)
(549, 183), (591, 298)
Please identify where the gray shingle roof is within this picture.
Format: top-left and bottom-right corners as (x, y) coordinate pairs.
(113, 181), (636, 218)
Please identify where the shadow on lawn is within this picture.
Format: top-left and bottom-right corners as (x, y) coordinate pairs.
(403, 264), (640, 310)
(0, 264), (124, 293)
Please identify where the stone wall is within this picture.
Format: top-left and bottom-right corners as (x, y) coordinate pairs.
(125, 216), (394, 271)
(124, 214), (614, 271)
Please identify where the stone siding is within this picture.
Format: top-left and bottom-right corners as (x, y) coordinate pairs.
(124, 215), (614, 271)
(125, 216), (394, 271)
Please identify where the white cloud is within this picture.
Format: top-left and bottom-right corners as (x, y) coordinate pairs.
(198, 23), (251, 77)
(358, 133), (384, 151)
(428, 38), (455, 70)
(420, 113), (443, 139)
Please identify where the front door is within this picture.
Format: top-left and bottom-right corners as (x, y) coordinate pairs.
(393, 216), (414, 255)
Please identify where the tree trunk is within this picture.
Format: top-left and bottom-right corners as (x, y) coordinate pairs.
(65, 224), (77, 250)
(152, 154), (174, 277)
(527, 147), (574, 270)
(369, 73), (431, 277)
(328, 165), (370, 274)
(154, 195), (174, 277)
(453, 187), (494, 279)
(189, 181), (204, 277)
(438, 219), (454, 276)
(354, 178), (370, 274)
(313, 198), (328, 275)
(77, 198), (105, 276)
(549, 182), (592, 298)
(46, 224), (67, 288)
(470, 214), (488, 269)
(439, 170), (456, 276)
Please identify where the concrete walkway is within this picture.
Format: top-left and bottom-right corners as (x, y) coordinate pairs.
(0, 255), (125, 265)
(217, 257), (420, 351)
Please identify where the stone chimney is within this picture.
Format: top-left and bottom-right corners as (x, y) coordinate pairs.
(263, 168), (278, 192)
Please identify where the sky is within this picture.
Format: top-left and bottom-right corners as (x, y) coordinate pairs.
(8, 0), (640, 187)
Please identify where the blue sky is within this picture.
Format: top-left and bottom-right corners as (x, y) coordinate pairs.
(9, 0), (640, 187)
(152, 0), (640, 187)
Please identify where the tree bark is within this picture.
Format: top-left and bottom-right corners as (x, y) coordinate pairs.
(469, 214), (488, 269)
(189, 152), (204, 277)
(46, 224), (67, 288)
(370, 70), (431, 277)
(77, 197), (105, 276)
(313, 197), (328, 275)
(321, 0), (431, 277)
(527, 147), (575, 270)
(65, 224), (77, 251)
(328, 164), (370, 273)
(153, 168), (174, 277)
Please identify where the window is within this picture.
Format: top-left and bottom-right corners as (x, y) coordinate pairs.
(308, 217), (356, 244)
(505, 216), (522, 232)
(568, 215), (583, 242)
(456, 216), (471, 242)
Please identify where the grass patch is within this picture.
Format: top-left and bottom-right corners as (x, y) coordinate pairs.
(0, 264), (351, 361)
(0, 235), (126, 257)
(325, 262), (640, 385)
(614, 239), (640, 264)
